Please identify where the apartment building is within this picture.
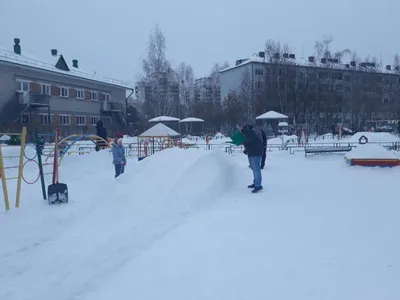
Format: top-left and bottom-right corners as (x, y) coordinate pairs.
(219, 52), (400, 130)
(0, 38), (133, 138)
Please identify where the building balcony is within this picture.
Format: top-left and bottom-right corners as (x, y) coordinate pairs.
(102, 101), (123, 112)
(16, 91), (50, 106)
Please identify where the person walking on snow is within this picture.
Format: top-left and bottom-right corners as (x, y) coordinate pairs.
(241, 119), (264, 193)
(95, 120), (108, 151)
(112, 138), (126, 178)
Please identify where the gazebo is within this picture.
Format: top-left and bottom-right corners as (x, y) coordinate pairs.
(256, 110), (288, 136)
(179, 117), (204, 135)
(137, 123), (181, 159)
(256, 110), (288, 120)
(148, 116), (180, 132)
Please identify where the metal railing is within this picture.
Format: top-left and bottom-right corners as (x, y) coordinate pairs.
(16, 92), (50, 106)
(102, 101), (123, 112)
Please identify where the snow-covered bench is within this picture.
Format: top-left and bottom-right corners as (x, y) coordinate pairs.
(304, 145), (352, 157)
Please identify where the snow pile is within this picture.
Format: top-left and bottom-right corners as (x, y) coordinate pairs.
(348, 132), (400, 143)
(181, 138), (197, 145)
(268, 134), (297, 145)
(345, 144), (399, 160)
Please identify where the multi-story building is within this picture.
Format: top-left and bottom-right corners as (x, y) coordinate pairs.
(134, 71), (179, 118)
(0, 38), (133, 138)
(220, 52), (400, 131)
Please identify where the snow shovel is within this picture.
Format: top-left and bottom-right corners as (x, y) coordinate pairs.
(47, 131), (68, 205)
(228, 131), (245, 146)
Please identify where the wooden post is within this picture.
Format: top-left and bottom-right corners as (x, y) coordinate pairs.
(0, 145), (10, 211)
(15, 127), (27, 208)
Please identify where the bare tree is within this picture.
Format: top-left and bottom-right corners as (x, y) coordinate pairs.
(142, 24), (170, 78)
(176, 62), (195, 116)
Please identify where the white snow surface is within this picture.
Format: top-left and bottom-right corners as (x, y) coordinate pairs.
(1, 147), (400, 300)
(345, 144), (399, 160)
(139, 123), (180, 137)
(268, 134), (297, 145)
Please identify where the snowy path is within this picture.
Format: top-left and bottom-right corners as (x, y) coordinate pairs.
(1, 149), (400, 300)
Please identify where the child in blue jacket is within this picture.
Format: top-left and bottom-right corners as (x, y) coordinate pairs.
(111, 138), (126, 178)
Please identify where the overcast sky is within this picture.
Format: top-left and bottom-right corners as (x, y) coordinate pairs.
(0, 0), (399, 83)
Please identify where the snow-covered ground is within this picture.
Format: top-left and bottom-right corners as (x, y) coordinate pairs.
(0, 147), (399, 300)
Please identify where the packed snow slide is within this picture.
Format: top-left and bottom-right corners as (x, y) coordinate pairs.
(0, 148), (241, 300)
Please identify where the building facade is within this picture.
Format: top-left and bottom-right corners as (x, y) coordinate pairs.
(0, 38), (133, 139)
(220, 54), (400, 132)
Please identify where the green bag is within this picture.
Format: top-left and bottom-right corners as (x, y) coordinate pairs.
(229, 131), (245, 146)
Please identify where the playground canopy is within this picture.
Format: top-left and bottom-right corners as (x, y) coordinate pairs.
(139, 123), (180, 137)
(179, 117), (204, 123)
(148, 116), (180, 123)
(256, 110), (288, 120)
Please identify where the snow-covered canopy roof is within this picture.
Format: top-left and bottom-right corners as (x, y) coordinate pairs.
(148, 116), (180, 123)
(0, 135), (11, 141)
(0, 48), (133, 89)
(278, 122), (288, 126)
(256, 111), (288, 120)
(139, 123), (180, 137)
(179, 117), (204, 123)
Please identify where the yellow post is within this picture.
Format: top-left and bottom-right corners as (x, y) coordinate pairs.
(15, 127), (27, 208)
(0, 145), (10, 211)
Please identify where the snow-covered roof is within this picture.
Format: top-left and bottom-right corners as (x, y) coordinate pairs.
(348, 132), (400, 143)
(256, 111), (288, 120)
(148, 116), (180, 123)
(219, 54), (400, 76)
(139, 123), (180, 137)
(179, 117), (204, 123)
(0, 48), (133, 89)
(0, 135), (11, 141)
(278, 122), (288, 126)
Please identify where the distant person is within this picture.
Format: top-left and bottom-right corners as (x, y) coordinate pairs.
(96, 120), (108, 151)
(112, 138), (126, 178)
(261, 128), (267, 169)
(241, 119), (264, 193)
(38, 135), (45, 155)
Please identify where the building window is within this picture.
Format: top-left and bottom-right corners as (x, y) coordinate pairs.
(76, 116), (86, 125)
(103, 117), (112, 125)
(60, 115), (71, 125)
(60, 87), (69, 98)
(91, 116), (100, 125)
(104, 93), (111, 102)
(40, 114), (52, 125)
(76, 89), (84, 100)
(255, 68), (264, 76)
(256, 81), (263, 89)
(40, 84), (51, 95)
(17, 80), (29, 92)
(90, 91), (98, 101)
(382, 97), (390, 104)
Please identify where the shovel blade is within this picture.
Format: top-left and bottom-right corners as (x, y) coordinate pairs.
(47, 183), (68, 205)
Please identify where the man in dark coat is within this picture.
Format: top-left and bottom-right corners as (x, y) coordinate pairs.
(96, 120), (108, 151)
(241, 119), (264, 193)
(261, 128), (267, 169)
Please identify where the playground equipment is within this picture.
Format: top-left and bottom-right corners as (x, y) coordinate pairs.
(137, 123), (181, 160)
(47, 129), (68, 204)
(0, 127), (27, 211)
(45, 134), (110, 165)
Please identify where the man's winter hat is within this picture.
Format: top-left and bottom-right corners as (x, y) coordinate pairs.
(116, 132), (124, 138)
(245, 119), (256, 126)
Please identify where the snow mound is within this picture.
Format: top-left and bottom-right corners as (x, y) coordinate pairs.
(345, 144), (399, 160)
(348, 132), (400, 143)
(268, 134), (297, 145)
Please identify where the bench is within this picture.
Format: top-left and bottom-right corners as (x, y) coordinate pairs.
(304, 146), (352, 157)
